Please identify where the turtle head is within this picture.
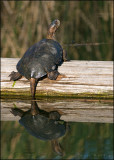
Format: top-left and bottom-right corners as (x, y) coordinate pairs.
(47, 19), (60, 40)
(51, 139), (65, 156)
(49, 19), (60, 30)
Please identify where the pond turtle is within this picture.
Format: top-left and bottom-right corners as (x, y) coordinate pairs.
(9, 19), (67, 98)
(11, 101), (66, 156)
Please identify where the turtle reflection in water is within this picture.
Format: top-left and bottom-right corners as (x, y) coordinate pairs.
(11, 101), (67, 156)
(9, 19), (67, 98)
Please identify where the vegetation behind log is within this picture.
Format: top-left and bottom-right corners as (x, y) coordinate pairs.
(1, 1), (113, 60)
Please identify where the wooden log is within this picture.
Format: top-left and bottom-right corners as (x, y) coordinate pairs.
(1, 58), (113, 98)
(1, 99), (113, 123)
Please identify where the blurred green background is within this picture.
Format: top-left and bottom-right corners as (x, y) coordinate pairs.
(1, 1), (113, 60)
(1, 121), (113, 159)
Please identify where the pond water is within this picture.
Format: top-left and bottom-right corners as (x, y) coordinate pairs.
(1, 98), (113, 159)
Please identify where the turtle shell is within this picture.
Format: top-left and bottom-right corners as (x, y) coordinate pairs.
(17, 39), (63, 79)
(19, 114), (66, 140)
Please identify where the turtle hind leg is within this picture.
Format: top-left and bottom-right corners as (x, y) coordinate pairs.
(30, 78), (38, 98)
(49, 111), (60, 120)
(47, 70), (60, 80)
(9, 71), (22, 81)
(10, 108), (24, 117)
(48, 70), (66, 81)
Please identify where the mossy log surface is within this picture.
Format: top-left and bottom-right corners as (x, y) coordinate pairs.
(1, 58), (113, 99)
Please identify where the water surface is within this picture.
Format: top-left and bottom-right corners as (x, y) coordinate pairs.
(1, 99), (113, 159)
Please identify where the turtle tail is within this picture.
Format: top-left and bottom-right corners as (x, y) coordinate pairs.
(9, 71), (22, 81)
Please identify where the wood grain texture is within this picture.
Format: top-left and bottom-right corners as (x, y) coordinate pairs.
(1, 58), (113, 97)
(1, 99), (113, 123)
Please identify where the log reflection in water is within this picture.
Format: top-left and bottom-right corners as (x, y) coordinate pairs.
(1, 99), (113, 123)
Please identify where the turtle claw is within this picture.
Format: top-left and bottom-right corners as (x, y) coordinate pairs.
(56, 74), (66, 81)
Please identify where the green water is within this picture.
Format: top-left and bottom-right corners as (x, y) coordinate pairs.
(1, 121), (113, 159)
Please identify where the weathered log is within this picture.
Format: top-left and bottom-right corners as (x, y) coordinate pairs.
(1, 58), (113, 98)
(1, 99), (113, 123)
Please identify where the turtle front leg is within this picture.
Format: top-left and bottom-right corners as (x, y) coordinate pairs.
(30, 78), (38, 99)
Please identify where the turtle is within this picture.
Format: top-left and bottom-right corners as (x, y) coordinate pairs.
(11, 101), (66, 156)
(9, 19), (67, 98)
